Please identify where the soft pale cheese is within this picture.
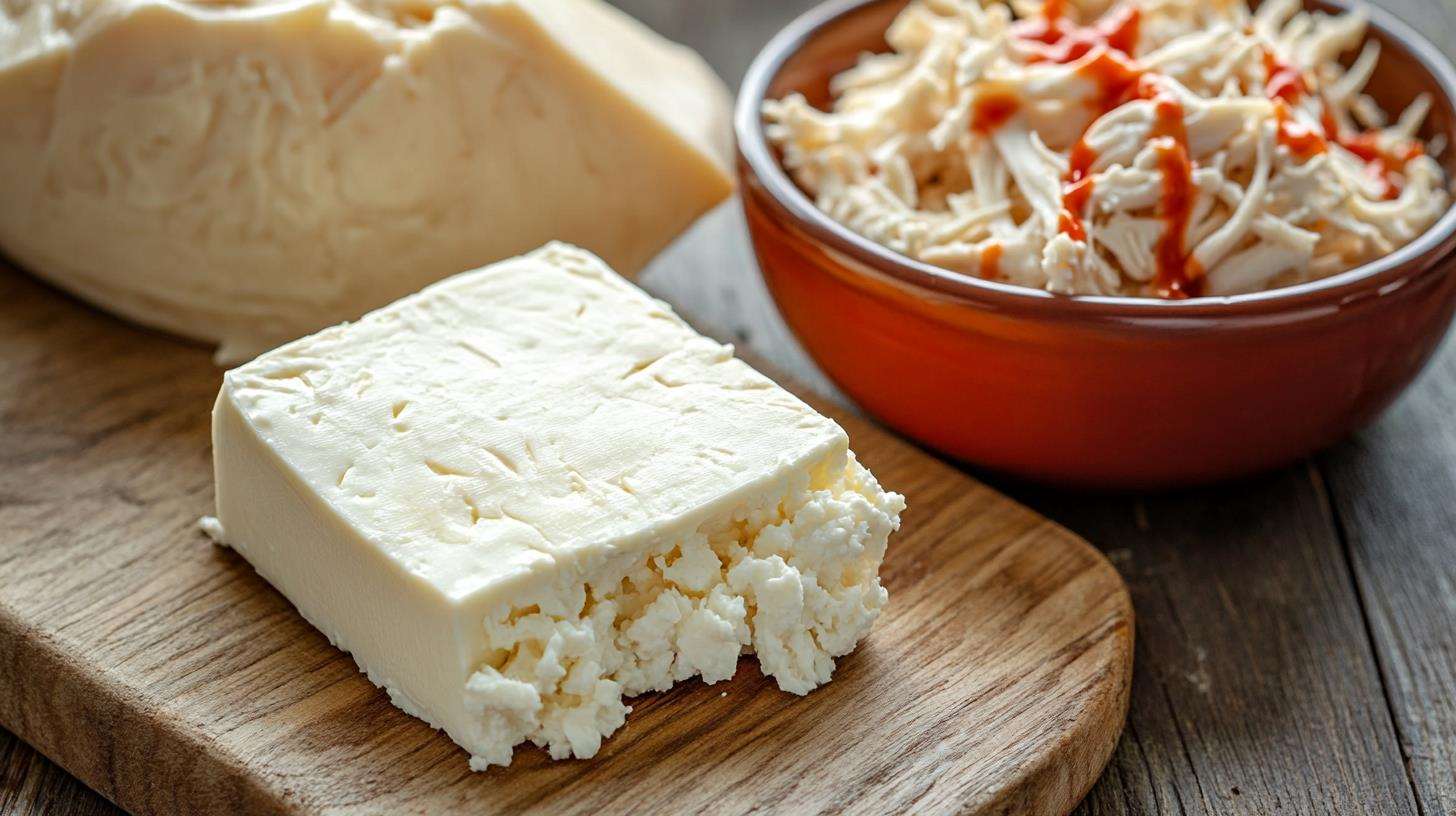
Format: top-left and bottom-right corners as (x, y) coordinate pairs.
(207, 243), (905, 768)
(0, 0), (732, 363)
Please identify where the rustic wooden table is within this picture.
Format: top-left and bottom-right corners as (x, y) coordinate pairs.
(4, 1), (1455, 814)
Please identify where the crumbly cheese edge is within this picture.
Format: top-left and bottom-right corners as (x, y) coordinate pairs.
(460, 452), (905, 769)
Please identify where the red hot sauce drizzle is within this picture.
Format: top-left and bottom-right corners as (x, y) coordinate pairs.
(1141, 80), (1202, 299)
(1078, 49), (1146, 116)
(1260, 46), (1334, 163)
(1019, 3), (1147, 247)
(1257, 43), (1418, 199)
(1058, 139), (1099, 242)
(976, 0), (1428, 298)
(1319, 103), (1422, 200)
(1272, 100), (1327, 161)
(1002, 2), (1202, 297)
(980, 240), (1004, 280)
(1261, 46), (1308, 103)
(1016, 3), (1141, 65)
(1055, 49), (1147, 239)
(971, 83), (1023, 134)
(1042, 0), (1068, 25)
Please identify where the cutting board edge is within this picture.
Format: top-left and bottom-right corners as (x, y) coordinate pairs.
(995, 518), (1134, 815)
(0, 602), (298, 816)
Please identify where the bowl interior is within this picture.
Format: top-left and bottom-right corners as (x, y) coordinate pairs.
(748, 0), (1456, 310)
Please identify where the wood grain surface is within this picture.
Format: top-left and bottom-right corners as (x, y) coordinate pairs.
(0, 262), (1132, 816)
(6, 0), (1456, 814)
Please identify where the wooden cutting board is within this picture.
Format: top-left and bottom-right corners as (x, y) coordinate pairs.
(0, 266), (1133, 816)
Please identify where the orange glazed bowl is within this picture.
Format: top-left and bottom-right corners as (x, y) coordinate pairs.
(737, 0), (1456, 488)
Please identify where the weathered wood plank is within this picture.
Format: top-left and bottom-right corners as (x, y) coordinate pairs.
(0, 731), (118, 816)
(645, 206), (844, 400)
(610, 0), (817, 86)
(1013, 473), (1423, 816)
(1318, 333), (1456, 816)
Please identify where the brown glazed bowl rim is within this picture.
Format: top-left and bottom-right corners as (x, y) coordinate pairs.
(736, 0), (1456, 319)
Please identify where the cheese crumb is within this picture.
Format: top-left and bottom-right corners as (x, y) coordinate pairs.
(197, 516), (227, 546)
(462, 455), (902, 768)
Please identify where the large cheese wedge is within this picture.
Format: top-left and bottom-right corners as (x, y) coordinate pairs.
(0, 0), (732, 362)
(206, 243), (905, 768)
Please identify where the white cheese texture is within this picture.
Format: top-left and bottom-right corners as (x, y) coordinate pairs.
(208, 243), (905, 768)
(0, 0), (732, 363)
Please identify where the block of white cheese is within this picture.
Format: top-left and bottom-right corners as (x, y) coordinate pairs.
(0, 0), (732, 363)
(207, 243), (905, 768)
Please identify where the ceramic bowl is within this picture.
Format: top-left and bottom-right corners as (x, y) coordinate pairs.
(736, 0), (1456, 488)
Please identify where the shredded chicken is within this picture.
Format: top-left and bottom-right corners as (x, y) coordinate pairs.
(764, 0), (1450, 298)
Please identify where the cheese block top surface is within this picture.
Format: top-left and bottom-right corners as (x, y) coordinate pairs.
(223, 244), (847, 602)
